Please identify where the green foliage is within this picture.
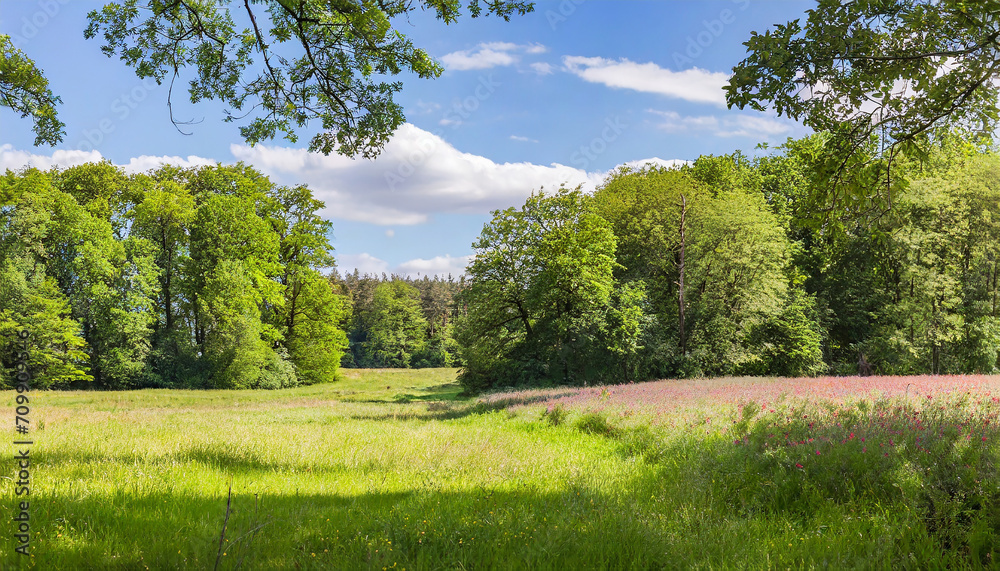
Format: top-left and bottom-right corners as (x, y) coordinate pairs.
(0, 34), (64, 146)
(541, 403), (568, 426)
(0, 163), (349, 390)
(0, 277), (90, 388)
(83, 0), (532, 157)
(361, 280), (428, 368)
(458, 187), (642, 391)
(336, 271), (466, 370)
(743, 287), (825, 377)
(591, 161), (794, 380)
(574, 412), (618, 437)
(728, 1), (1000, 212)
(201, 260), (283, 389)
(284, 273), (350, 384)
(0, 172), (92, 387)
(704, 395), (1000, 562)
(454, 140), (1000, 390)
(6, 138), (1000, 391)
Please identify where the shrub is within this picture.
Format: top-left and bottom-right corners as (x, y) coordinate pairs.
(542, 403), (568, 426)
(574, 412), (618, 437)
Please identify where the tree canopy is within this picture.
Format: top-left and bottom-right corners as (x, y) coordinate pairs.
(0, 162), (350, 389)
(457, 187), (641, 391)
(1, 1), (533, 156)
(727, 0), (1000, 216)
(0, 34), (64, 146)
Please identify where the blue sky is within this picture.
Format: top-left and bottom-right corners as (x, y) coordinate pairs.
(0, 0), (814, 277)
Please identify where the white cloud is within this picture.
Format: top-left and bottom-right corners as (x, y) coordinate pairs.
(510, 135), (539, 143)
(337, 253), (390, 276)
(231, 123), (606, 226)
(481, 41), (520, 51)
(604, 157), (691, 175)
(2, 127), (688, 230)
(530, 62), (554, 75)
(336, 253), (472, 278)
(395, 254), (473, 278)
(385, 229), (395, 238)
(121, 154), (219, 172)
(441, 42), (548, 71)
(0, 144), (217, 173)
(0, 144), (102, 171)
(563, 56), (729, 106)
(648, 110), (795, 139)
(442, 47), (516, 71)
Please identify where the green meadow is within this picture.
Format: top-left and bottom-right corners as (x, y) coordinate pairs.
(3, 369), (1000, 570)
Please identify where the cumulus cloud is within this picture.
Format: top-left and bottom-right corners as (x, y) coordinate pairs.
(441, 42), (547, 71)
(0, 144), (103, 171)
(337, 253), (390, 276)
(2, 129), (686, 229)
(395, 254), (473, 278)
(120, 154), (219, 172)
(0, 144), (217, 173)
(602, 157), (691, 175)
(648, 110), (795, 139)
(336, 253), (472, 278)
(230, 123), (604, 226)
(563, 56), (729, 106)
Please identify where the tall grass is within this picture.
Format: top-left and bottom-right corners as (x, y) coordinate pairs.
(3, 370), (999, 569)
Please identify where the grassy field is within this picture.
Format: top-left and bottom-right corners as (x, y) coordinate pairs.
(3, 369), (1000, 569)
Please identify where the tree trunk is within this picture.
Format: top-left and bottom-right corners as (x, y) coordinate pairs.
(677, 194), (687, 355)
(909, 276), (915, 343)
(161, 229), (174, 332)
(164, 260), (173, 332)
(931, 296), (939, 375)
(993, 258), (998, 317)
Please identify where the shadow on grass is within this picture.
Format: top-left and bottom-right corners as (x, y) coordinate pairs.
(0, 470), (931, 571)
(342, 382), (468, 405)
(345, 390), (581, 422)
(15, 412), (999, 570)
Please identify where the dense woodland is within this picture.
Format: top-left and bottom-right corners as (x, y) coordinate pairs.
(333, 272), (466, 369)
(0, 163), (349, 389)
(459, 134), (1000, 391)
(2, 133), (1000, 391)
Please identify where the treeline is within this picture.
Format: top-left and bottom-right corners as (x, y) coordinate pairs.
(457, 135), (1000, 391)
(332, 271), (466, 369)
(0, 163), (349, 389)
(4, 134), (999, 392)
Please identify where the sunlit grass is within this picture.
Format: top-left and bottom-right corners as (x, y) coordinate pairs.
(3, 371), (999, 569)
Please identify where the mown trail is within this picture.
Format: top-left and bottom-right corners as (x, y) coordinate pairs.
(3, 370), (999, 570)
